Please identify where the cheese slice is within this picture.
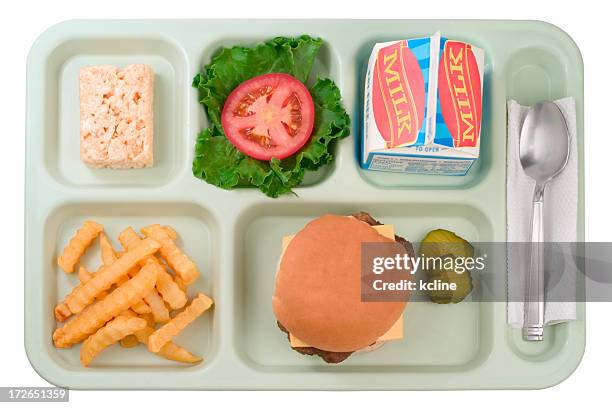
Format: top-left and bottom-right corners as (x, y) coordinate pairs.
(280, 223), (404, 348)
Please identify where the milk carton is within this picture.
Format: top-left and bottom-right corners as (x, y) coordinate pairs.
(361, 33), (485, 175)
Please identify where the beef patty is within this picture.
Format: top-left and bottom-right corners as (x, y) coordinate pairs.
(276, 211), (414, 364)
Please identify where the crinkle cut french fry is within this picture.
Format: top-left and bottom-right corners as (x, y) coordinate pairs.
(99, 233), (118, 266)
(118, 309), (147, 342)
(78, 266), (107, 301)
(141, 225), (200, 285)
(80, 316), (146, 366)
(147, 293), (213, 353)
(156, 341), (202, 364)
(144, 290), (170, 323)
(118, 309), (137, 318)
(163, 226), (177, 240)
(119, 229), (149, 274)
(139, 313), (155, 328)
(130, 300), (151, 314)
(116, 275), (130, 285)
(55, 265), (108, 322)
(155, 267), (187, 309)
(118, 248), (141, 280)
(110, 273), (146, 314)
(60, 238), (160, 315)
(118, 231), (168, 321)
(133, 326), (201, 364)
(118, 227), (141, 251)
(119, 227), (187, 309)
(173, 275), (187, 292)
(118, 310), (141, 348)
(53, 261), (158, 348)
(77, 266), (91, 283)
(57, 266), (142, 322)
(57, 221), (103, 273)
(120, 334), (140, 348)
(103, 241), (146, 314)
(133, 325), (154, 343)
(54, 303), (71, 322)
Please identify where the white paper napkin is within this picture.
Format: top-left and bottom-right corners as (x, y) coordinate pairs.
(507, 98), (578, 328)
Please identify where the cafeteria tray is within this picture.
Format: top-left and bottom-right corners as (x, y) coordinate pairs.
(25, 19), (585, 390)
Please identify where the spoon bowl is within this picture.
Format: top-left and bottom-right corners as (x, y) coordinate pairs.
(520, 101), (570, 186)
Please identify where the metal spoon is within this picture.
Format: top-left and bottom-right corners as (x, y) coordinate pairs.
(519, 101), (570, 341)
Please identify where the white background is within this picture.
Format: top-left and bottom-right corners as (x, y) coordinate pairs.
(2, 0), (609, 406)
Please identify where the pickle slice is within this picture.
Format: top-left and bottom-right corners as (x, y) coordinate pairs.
(420, 229), (474, 259)
(419, 229), (474, 304)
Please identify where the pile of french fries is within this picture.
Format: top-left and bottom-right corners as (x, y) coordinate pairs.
(52, 220), (213, 367)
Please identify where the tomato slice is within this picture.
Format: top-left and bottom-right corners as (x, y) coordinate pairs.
(221, 73), (315, 161)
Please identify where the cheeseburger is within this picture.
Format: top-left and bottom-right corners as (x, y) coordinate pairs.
(272, 212), (414, 363)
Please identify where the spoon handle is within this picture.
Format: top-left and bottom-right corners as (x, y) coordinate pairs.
(524, 184), (545, 341)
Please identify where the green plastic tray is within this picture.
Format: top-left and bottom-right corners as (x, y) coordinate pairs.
(25, 19), (585, 390)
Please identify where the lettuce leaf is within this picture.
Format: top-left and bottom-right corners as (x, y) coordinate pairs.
(192, 36), (350, 198)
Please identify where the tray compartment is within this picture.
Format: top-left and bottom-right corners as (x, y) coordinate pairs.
(233, 201), (494, 372)
(194, 37), (343, 187)
(41, 36), (188, 188)
(40, 201), (219, 370)
(503, 43), (574, 360)
(353, 37), (493, 190)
